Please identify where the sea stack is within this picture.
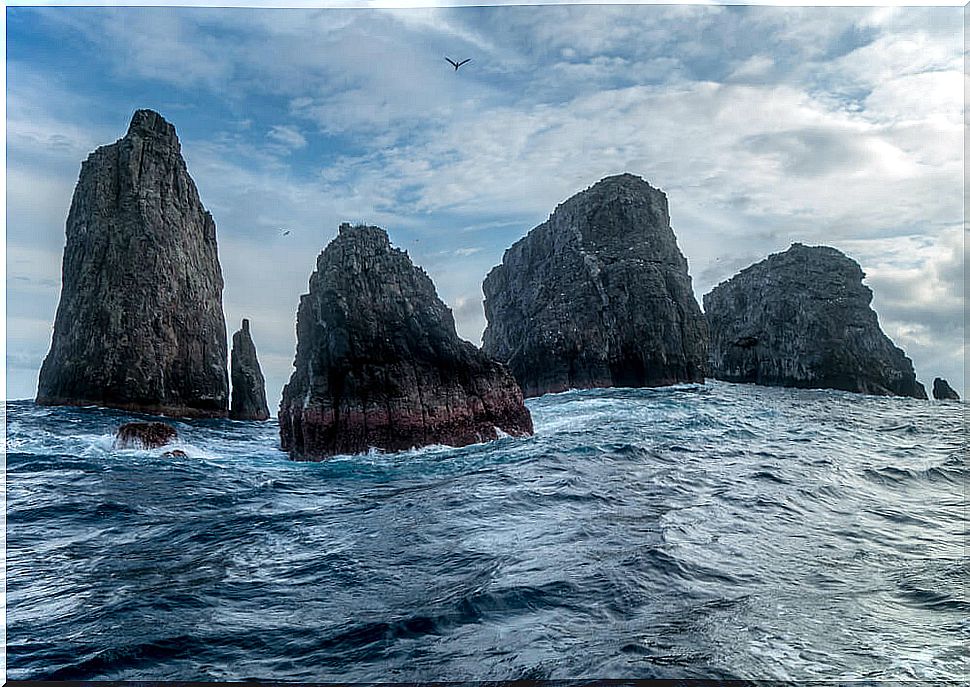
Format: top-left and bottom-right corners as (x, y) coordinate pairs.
(704, 243), (927, 399)
(230, 319), (271, 420)
(279, 224), (533, 460)
(482, 173), (708, 398)
(36, 109), (229, 417)
(932, 378), (960, 400)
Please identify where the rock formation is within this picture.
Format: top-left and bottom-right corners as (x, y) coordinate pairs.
(114, 422), (177, 449)
(36, 109), (229, 417)
(932, 378), (960, 400)
(230, 319), (270, 420)
(704, 243), (927, 398)
(279, 224), (534, 460)
(482, 173), (708, 397)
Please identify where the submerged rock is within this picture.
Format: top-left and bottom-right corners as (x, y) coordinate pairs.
(279, 224), (534, 460)
(36, 109), (229, 417)
(230, 319), (270, 420)
(115, 421), (177, 449)
(704, 243), (927, 398)
(482, 173), (708, 397)
(932, 378), (960, 400)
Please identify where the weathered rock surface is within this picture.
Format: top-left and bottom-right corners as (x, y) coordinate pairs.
(230, 319), (270, 420)
(36, 109), (229, 417)
(932, 378), (960, 400)
(482, 173), (708, 397)
(279, 224), (534, 460)
(704, 243), (927, 398)
(114, 421), (177, 449)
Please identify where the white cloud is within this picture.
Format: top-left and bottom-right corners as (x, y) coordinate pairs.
(5, 5), (964, 401)
(266, 125), (307, 149)
(730, 55), (774, 80)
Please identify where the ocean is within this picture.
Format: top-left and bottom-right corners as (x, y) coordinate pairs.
(5, 382), (966, 681)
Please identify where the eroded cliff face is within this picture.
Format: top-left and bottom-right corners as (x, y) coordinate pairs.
(482, 173), (708, 398)
(230, 319), (270, 420)
(703, 243), (927, 399)
(279, 224), (533, 460)
(36, 109), (229, 417)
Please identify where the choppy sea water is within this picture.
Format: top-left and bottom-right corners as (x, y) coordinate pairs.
(5, 382), (967, 681)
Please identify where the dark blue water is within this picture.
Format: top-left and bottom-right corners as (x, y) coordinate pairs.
(5, 382), (967, 681)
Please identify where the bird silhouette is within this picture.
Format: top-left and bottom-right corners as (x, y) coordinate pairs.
(280, 228), (291, 236)
(445, 57), (471, 71)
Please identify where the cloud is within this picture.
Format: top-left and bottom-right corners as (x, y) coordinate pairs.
(5, 4), (964, 402)
(730, 55), (775, 81)
(266, 125), (307, 149)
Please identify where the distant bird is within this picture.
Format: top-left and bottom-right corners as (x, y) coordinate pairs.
(279, 228), (291, 236)
(445, 57), (471, 71)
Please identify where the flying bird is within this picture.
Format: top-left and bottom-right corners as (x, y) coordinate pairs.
(445, 57), (471, 71)
(279, 228), (291, 236)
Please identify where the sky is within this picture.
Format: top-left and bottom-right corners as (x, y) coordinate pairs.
(5, 2), (966, 405)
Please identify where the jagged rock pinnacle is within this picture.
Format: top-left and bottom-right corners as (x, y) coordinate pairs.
(279, 224), (533, 460)
(36, 109), (229, 417)
(230, 318), (271, 420)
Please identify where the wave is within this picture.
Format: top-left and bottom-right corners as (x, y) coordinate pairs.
(5, 384), (967, 681)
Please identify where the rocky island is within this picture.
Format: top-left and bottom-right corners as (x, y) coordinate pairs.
(278, 224), (533, 460)
(932, 378), (960, 401)
(230, 319), (270, 420)
(36, 109), (229, 417)
(704, 243), (927, 398)
(482, 173), (708, 397)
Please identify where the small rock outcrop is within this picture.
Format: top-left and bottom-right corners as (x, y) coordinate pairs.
(279, 224), (534, 460)
(114, 422), (177, 449)
(36, 109), (229, 417)
(932, 378), (960, 400)
(482, 173), (708, 397)
(230, 319), (270, 420)
(704, 243), (927, 398)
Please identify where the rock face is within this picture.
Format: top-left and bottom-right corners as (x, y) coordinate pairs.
(230, 319), (271, 420)
(704, 243), (927, 398)
(279, 224), (534, 460)
(114, 422), (177, 449)
(932, 378), (960, 400)
(482, 173), (708, 398)
(36, 109), (229, 417)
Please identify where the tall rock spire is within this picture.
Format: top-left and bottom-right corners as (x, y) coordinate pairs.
(36, 109), (229, 417)
(230, 318), (270, 420)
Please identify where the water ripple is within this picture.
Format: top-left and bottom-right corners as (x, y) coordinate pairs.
(5, 382), (966, 681)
